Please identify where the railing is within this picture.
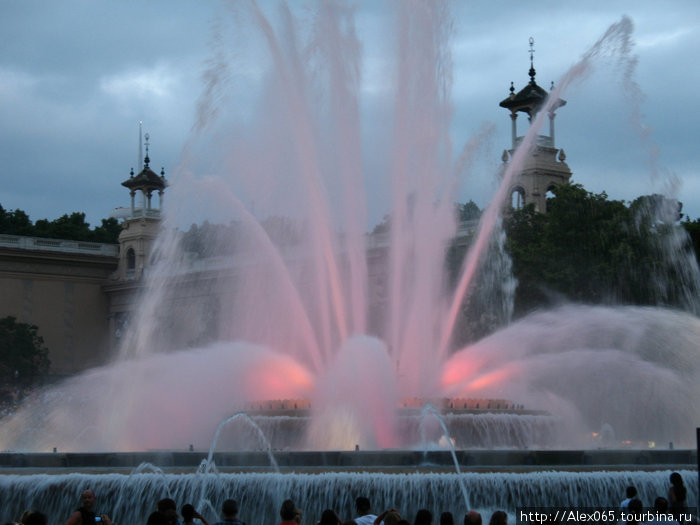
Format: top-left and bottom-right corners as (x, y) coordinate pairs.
(0, 234), (119, 257)
(111, 207), (161, 220)
(515, 134), (554, 148)
(366, 219), (478, 250)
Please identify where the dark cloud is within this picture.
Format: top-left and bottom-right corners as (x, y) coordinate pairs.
(0, 0), (699, 227)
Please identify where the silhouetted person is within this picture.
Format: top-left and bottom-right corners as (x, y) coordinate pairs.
(64, 489), (113, 525)
(21, 511), (47, 525)
(625, 499), (644, 525)
(182, 503), (210, 525)
(319, 510), (342, 525)
(374, 509), (402, 525)
(354, 498), (377, 525)
(413, 509), (432, 525)
(464, 511), (482, 525)
(620, 486), (637, 510)
(158, 498), (179, 525)
(212, 499), (244, 525)
(440, 513), (454, 525)
(645, 497), (671, 525)
(488, 511), (506, 525)
(668, 472), (688, 523)
(279, 500), (298, 525)
(147, 512), (171, 525)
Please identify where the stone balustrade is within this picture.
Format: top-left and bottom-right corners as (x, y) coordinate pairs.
(0, 234), (119, 256)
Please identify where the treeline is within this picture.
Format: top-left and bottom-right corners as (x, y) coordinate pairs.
(0, 205), (121, 244)
(180, 215), (304, 258)
(503, 184), (700, 316)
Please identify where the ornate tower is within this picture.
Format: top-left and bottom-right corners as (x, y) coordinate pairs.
(499, 38), (571, 212)
(114, 133), (167, 281)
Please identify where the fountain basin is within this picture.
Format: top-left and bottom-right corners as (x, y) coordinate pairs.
(1, 448), (695, 471)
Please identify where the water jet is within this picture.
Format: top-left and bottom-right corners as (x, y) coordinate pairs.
(0, 3), (698, 523)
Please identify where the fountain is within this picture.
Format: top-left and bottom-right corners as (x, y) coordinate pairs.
(0, 2), (698, 522)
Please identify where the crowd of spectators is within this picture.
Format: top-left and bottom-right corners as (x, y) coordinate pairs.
(1, 473), (694, 525)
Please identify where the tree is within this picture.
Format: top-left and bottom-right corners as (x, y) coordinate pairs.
(0, 316), (50, 390)
(0, 204), (122, 243)
(457, 200), (482, 221)
(681, 217), (700, 261)
(0, 205), (33, 236)
(91, 217), (122, 243)
(504, 184), (697, 316)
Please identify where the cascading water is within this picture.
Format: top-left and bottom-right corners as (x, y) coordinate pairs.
(0, 470), (696, 524)
(0, 2), (698, 457)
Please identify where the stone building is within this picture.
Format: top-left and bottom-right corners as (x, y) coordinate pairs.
(499, 38), (572, 212)
(0, 149), (167, 377)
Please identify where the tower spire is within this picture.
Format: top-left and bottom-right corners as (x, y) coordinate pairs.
(528, 37), (536, 84)
(144, 133), (150, 168)
(499, 38), (571, 213)
(138, 121), (143, 170)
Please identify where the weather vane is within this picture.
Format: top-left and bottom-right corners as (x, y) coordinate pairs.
(144, 132), (150, 167)
(528, 37), (536, 83)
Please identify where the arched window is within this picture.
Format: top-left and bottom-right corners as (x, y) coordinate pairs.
(511, 187), (526, 210)
(127, 248), (136, 269)
(546, 185), (557, 213)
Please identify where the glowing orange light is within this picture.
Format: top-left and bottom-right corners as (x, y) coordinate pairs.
(467, 369), (512, 391)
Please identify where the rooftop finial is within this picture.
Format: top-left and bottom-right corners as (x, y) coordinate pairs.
(138, 121), (143, 170)
(144, 132), (150, 168)
(528, 37), (536, 84)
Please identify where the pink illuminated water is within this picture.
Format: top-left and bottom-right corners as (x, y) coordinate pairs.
(0, 5), (698, 453)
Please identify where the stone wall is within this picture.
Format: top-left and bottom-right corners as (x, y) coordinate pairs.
(0, 239), (118, 377)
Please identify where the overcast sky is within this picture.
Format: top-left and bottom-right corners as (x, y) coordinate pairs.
(1, 0), (699, 230)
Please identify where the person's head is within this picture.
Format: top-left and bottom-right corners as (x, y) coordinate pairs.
(625, 486), (637, 499)
(81, 490), (96, 510)
(295, 508), (303, 524)
(414, 509), (433, 525)
(181, 504), (196, 522)
(355, 497), (371, 516)
(158, 498), (177, 513)
(157, 498), (178, 525)
(222, 499), (239, 518)
(488, 511), (507, 525)
(440, 512), (454, 525)
(320, 509), (338, 525)
(21, 511), (47, 525)
(653, 497), (669, 513)
(384, 511), (402, 525)
(147, 511), (170, 525)
(281, 499), (297, 521)
(464, 511), (482, 525)
(670, 472), (684, 487)
(627, 499), (643, 524)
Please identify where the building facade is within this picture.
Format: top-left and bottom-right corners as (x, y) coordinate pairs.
(499, 38), (572, 212)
